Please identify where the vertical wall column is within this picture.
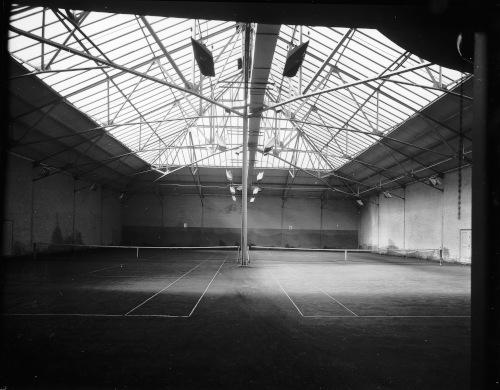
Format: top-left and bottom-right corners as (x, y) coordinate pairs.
(471, 30), (499, 389)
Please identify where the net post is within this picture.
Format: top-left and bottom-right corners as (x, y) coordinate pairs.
(344, 249), (347, 262)
(136, 247), (139, 260)
(439, 248), (443, 266)
(32, 242), (37, 260)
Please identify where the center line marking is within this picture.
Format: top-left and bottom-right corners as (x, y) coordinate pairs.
(125, 259), (208, 316)
(273, 276), (304, 317)
(320, 289), (358, 316)
(89, 264), (123, 274)
(187, 256), (227, 317)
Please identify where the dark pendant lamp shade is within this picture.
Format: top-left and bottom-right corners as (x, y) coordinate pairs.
(283, 41), (309, 77)
(191, 38), (215, 76)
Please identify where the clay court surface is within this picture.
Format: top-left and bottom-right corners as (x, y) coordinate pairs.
(1, 249), (470, 389)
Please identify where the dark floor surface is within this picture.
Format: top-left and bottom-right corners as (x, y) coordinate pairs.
(1, 250), (471, 389)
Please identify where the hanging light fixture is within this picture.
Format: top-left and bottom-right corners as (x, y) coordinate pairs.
(283, 41), (309, 77)
(356, 199), (364, 206)
(249, 197), (255, 203)
(383, 191), (392, 198)
(191, 38), (215, 76)
(256, 171), (264, 181)
(232, 195), (237, 202)
(225, 169), (233, 181)
(252, 186), (261, 195)
(229, 186), (236, 194)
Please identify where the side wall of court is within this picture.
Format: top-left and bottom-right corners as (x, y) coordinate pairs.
(121, 194), (360, 248)
(1, 154), (122, 256)
(358, 166), (472, 263)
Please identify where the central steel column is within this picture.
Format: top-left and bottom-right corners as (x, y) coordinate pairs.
(241, 23), (251, 265)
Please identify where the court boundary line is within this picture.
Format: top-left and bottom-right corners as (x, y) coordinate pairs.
(320, 289), (358, 316)
(124, 258), (209, 316)
(187, 256), (227, 317)
(301, 315), (471, 318)
(2, 313), (470, 319)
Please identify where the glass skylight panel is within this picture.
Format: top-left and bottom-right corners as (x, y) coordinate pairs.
(8, 6), (467, 172)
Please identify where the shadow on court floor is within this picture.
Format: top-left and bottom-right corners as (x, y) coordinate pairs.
(1, 249), (470, 389)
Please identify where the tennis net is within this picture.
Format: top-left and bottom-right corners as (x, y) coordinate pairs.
(248, 246), (443, 264)
(32, 242), (240, 262)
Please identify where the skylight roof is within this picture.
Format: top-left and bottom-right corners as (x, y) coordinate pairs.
(8, 5), (466, 172)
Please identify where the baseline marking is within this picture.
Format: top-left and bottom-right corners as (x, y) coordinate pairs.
(125, 259), (208, 315)
(2, 313), (471, 319)
(302, 315), (471, 318)
(273, 277), (305, 317)
(187, 256), (227, 317)
(320, 289), (358, 317)
(2, 313), (189, 318)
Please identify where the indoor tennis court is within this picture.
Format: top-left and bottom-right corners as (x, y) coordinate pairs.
(4, 1), (496, 389)
(3, 246), (470, 388)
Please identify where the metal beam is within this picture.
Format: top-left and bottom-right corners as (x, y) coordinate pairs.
(247, 24), (280, 176)
(256, 149), (355, 197)
(139, 16), (191, 89)
(302, 28), (354, 94)
(9, 24), (242, 117)
(259, 62), (431, 114)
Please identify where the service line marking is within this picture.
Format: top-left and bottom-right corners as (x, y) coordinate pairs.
(187, 256), (227, 317)
(124, 258), (209, 316)
(320, 289), (358, 317)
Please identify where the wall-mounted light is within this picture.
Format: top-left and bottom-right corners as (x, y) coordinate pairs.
(429, 176), (442, 187)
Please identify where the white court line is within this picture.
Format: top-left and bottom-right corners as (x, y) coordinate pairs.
(187, 256), (227, 317)
(302, 315), (471, 318)
(2, 313), (189, 318)
(273, 277), (305, 317)
(2, 313), (470, 319)
(3, 313), (123, 317)
(124, 259), (209, 315)
(88, 264), (123, 274)
(320, 289), (358, 317)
